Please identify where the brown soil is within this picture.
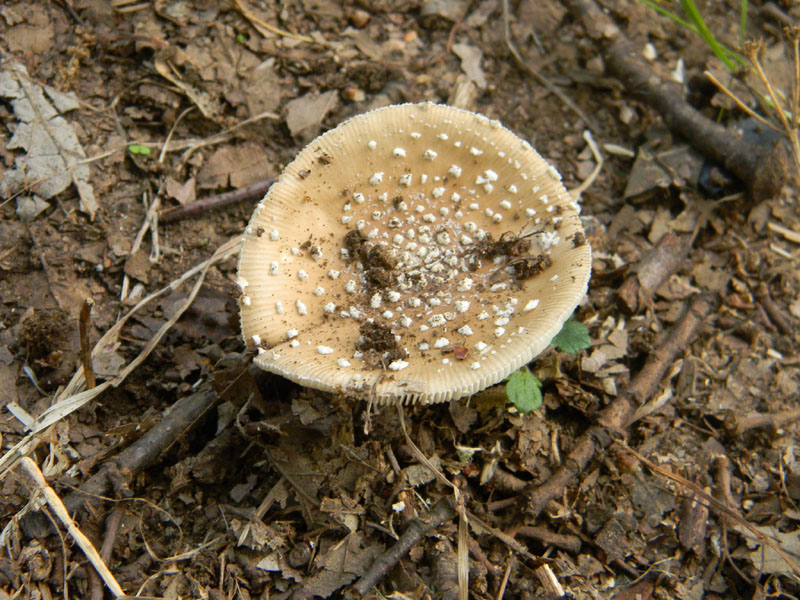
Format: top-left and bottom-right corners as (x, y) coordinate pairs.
(358, 320), (405, 366)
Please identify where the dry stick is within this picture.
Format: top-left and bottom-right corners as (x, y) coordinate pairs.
(467, 538), (503, 578)
(713, 456), (739, 520)
(524, 295), (714, 519)
(89, 504), (126, 600)
(761, 2), (798, 28)
(159, 178), (274, 223)
(755, 282), (795, 336)
(728, 408), (800, 434)
(79, 298), (96, 389)
(565, 0), (788, 200)
(495, 555), (514, 600)
(352, 497), (457, 596)
(20, 457), (125, 598)
(21, 386), (217, 538)
(514, 526), (582, 554)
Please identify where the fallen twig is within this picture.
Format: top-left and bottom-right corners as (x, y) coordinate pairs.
(20, 386), (218, 540)
(352, 497), (457, 596)
(524, 295), (714, 518)
(513, 526), (582, 554)
(159, 178), (274, 223)
(725, 408), (800, 435)
(621, 443), (800, 577)
(565, 0), (788, 200)
(89, 504), (126, 600)
(756, 282), (795, 336)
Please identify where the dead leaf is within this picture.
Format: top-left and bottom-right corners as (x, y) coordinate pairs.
(623, 144), (703, 200)
(741, 525), (800, 576)
(449, 400), (477, 433)
(405, 454), (442, 487)
(16, 195), (50, 221)
(581, 347), (609, 373)
(123, 249), (150, 284)
(93, 349), (126, 378)
(197, 142), (274, 189)
(691, 259), (730, 292)
(648, 207), (672, 244)
(0, 63), (99, 219)
(452, 43), (487, 89)
(165, 176), (196, 206)
(6, 5), (54, 55)
(302, 532), (379, 598)
(243, 59), (282, 116)
(285, 90), (338, 143)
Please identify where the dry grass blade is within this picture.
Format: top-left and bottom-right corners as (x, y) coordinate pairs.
(570, 130), (604, 201)
(0, 236), (242, 479)
(20, 457), (125, 598)
(707, 32), (800, 180)
(233, 0), (315, 43)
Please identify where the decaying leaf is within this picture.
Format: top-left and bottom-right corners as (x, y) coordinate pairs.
(197, 142), (274, 190)
(452, 42), (487, 90)
(301, 532), (380, 597)
(0, 63), (99, 219)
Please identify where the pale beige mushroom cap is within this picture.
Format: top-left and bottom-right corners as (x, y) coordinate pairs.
(237, 103), (591, 404)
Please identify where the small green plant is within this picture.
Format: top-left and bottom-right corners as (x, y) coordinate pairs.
(551, 318), (591, 355)
(505, 317), (591, 413)
(638, 0), (747, 72)
(127, 144), (151, 156)
(506, 367), (542, 414)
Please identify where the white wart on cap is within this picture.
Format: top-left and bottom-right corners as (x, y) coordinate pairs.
(238, 103), (591, 404)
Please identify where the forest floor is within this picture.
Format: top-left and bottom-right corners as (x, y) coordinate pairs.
(2, 0), (800, 598)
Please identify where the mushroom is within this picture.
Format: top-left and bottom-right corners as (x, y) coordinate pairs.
(237, 103), (591, 404)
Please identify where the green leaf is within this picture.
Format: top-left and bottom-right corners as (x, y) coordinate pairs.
(127, 144), (151, 156)
(552, 318), (591, 354)
(506, 367), (542, 414)
(235, 32), (247, 44)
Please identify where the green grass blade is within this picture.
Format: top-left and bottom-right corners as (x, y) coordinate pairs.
(638, 0), (696, 32)
(680, 0), (746, 71)
(680, 0), (737, 70)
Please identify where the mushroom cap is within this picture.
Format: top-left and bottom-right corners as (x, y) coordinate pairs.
(237, 103), (591, 404)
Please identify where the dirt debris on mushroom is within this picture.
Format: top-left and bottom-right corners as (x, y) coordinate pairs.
(237, 102), (591, 404)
